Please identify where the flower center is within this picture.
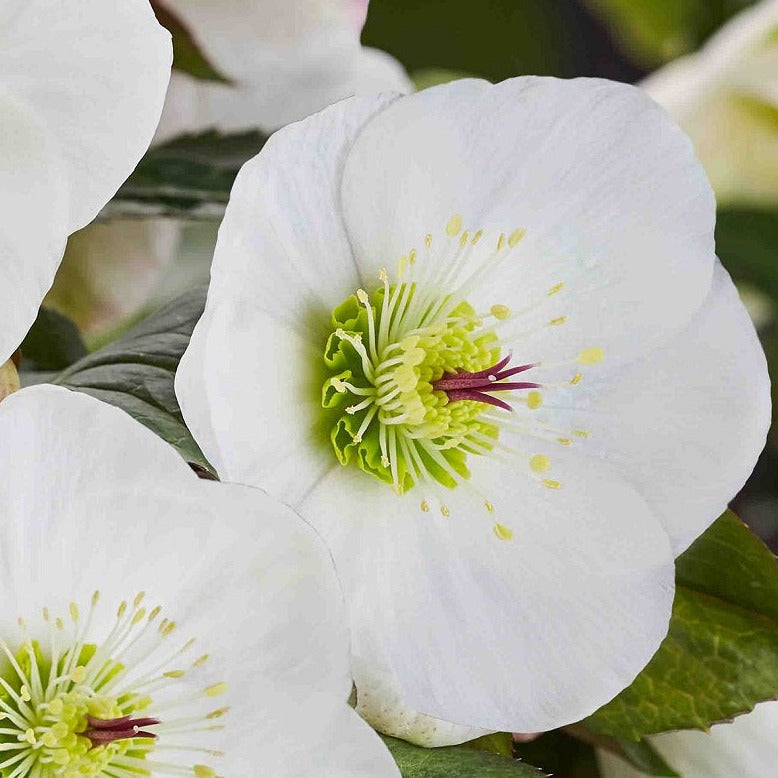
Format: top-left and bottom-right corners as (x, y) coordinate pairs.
(0, 593), (226, 778)
(321, 216), (606, 539)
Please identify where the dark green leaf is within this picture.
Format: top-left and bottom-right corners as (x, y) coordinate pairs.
(585, 511), (778, 740)
(716, 208), (778, 303)
(103, 130), (268, 220)
(52, 287), (214, 476)
(152, 1), (229, 83)
(382, 736), (546, 777)
(466, 732), (514, 757)
(20, 307), (87, 371)
(513, 730), (602, 778)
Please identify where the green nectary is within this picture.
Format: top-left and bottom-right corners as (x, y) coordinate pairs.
(321, 282), (500, 494)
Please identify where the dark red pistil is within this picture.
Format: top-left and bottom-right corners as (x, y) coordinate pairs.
(84, 714), (160, 746)
(433, 355), (540, 412)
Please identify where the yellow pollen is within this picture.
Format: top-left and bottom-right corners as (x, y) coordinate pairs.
(194, 654), (210, 667)
(20, 685), (30, 702)
(440, 505), (450, 517)
(490, 304), (511, 320)
(207, 708), (230, 720)
(409, 248), (417, 264)
(420, 500), (429, 512)
(204, 682), (228, 698)
(117, 602), (127, 619)
(380, 455), (390, 468)
(570, 373), (582, 385)
(69, 666), (87, 684)
(425, 233), (432, 249)
(194, 767), (217, 778)
(132, 608), (146, 626)
(459, 230), (470, 247)
(55, 618), (63, 631)
(548, 316), (566, 326)
(446, 214), (463, 236)
(543, 479), (562, 490)
(356, 288), (369, 305)
(164, 670), (186, 679)
(547, 282), (565, 296)
(472, 229), (483, 244)
(557, 438), (572, 446)
(508, 228), (526, 247)
(527, 390), (543, 410)
(150, 606), (162, 621)
(574, 429), (590, 438)
(484, 500), (495, 514)
(69, 603), (79, 622)
(162, 621), (177, 636)
(379, 267), (388, 283)
(578, 347), (605, 365)
(529, 454), (551, 473)
(497, 233), (506, 251)
(134, 592), (146, 608)
(493, 523), (514, 541)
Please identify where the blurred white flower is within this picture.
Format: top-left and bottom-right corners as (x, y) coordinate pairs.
(597, 701), (778, 778)
(51, 0), (412, 338)
(176, 76), (770, 739)
(644, 0), (778, 206)
(0, 0), (171, 365)
(0, 384), (400, 778)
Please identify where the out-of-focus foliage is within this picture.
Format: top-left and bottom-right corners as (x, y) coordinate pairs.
(583, 0), (757, 66)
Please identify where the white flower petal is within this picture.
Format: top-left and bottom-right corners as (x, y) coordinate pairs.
(339, 77), (716, 359)
(565, 261), (771, 555)
(0, 0), (171, 232)
(597, 701), (778, 778)
(298, 454), (674, 732)
(0, 100), (68, 362)
(0, 385), (396, 774)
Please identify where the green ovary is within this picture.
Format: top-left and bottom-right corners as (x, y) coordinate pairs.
(321, 283), (499, 494)
(0, 643), (150, 778)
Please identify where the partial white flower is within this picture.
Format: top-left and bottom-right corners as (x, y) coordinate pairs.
(0, 0), (172, 365)
(643, 0), (778, 205)
(0, 384), (400, 778)
(154, 0), (412, 140)
(175, 78), (770, 736)
(597, 701), (778, 778)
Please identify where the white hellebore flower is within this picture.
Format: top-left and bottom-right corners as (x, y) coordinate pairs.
(153, 0), (412, 141)
(643, 0), (778, 206)
(175, 78), (771, 739)
(0, 0), (172, 363)
(0, 385), (400, 778)
(597, 700), (778, 778)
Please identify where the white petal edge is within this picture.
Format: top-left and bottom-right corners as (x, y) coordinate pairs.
(298, 452), (675, 732)
(563, 261), (771, 555)
(597, 700), (778, 778)
(339, 76), (717, 362)
(0, 0), (172, 232)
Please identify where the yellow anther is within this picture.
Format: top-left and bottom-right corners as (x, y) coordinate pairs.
(446, 214), (463, 236)
(149, 606), (162, 621)
(409, 248), (417, 264)
(42, 607), (50, 622)
(493, 523), (514, 541)
(48, 698), (64, 716)
(508, 228), (526, 247)
(527, 390), (543, 410)
(20, 685), (31, 702)
(574, 429), (589, 438)
(397, 255), (408, 277)
(70, 666), (87, 684)
(331, 378), (346, 393)
(459, 230), (470, 247)
(548, 316), (567, 326)
(529, 454), (551, 473)
(207, 707), (230, 720)
(194, 654), (210, 667)
(425, 233), (432, 249)
(472, 229), (483, 244)
(194, 766), (217, 778)
(162, 620), (177, 636)
(547, 282), (565, 296)
(578, 347), (605, 365)
(542, 479), (562, 490)
(346, 406), (358, 415)
(440, 505), (450, 517)
(352, 434), (363, 443)
(134, 591), (146, 608)
(497, 233), (507, 251)
(380, 455), (390, 468)
(420, 500), (429, 512)
(356, 288), (369, 305)
(24, 728), (36, 745)
(55, 618), (64, 631)
(117, 601), (127, 619)
(484, 500), (495, 514)
(69, 602), (79, 622)
(204, 682), (228, 698)
(490, 304), (511, 320)
(164, 670), (186, 679)
(557, 438), (572, 446)
(379, 267), (388, 283)
(132, 608), (146, 625)
(570, 373), (582, 385)
(91, 590), (100, 607)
